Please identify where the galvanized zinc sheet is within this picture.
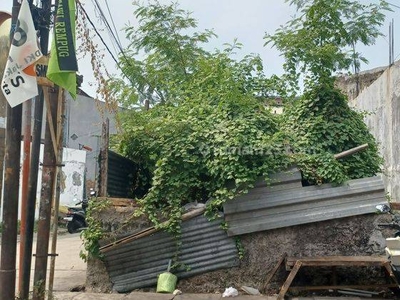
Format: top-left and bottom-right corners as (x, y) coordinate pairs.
(103, 214), (239, 292)
(106, 150), (138, 198)
(224, 174), (386, 236)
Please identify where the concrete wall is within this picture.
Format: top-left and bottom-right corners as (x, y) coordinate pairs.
(348, 62), (400, 201)
(63, 92), (119, 191)
(87, 207), (389, 293)
(336, 66), (386, 101)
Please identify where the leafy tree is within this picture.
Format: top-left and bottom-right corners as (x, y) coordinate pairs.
(282, 82), (383, 185)
(265, 0), (387, 184)
(109, 0), (385, 234)
(115, 43), (289, 230)
(110, 1), (285, 107)
(110, 1), (215, 106)
(265, 0), (391, 89)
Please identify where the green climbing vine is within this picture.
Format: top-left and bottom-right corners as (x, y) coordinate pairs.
(80, 198), (111, 262)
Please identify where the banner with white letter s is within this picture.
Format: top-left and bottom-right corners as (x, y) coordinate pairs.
(1, 0), (42, 107)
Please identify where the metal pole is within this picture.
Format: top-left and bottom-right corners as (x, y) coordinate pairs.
(19, 90), (45, 300)
(48, 89), (65, 299)
(32, 87), (58, 300)
(18, 99), (32, 296)
(19, 0), (51, 296)
(0, 1), (23, 299)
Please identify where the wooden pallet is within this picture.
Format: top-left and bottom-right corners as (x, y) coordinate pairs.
(264, 255), (400, 300)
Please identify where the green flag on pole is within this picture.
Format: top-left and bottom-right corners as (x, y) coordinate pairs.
(47, 0), (78, 98)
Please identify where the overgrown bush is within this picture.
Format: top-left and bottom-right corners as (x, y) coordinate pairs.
(282, 80), (383, 185)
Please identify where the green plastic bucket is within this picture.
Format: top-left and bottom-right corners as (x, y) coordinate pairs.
(156, 272), (177, 293)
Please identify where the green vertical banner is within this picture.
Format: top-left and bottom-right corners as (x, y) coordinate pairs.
(47, 0), (78, 99)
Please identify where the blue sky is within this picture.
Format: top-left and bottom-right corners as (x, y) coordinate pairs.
(0, 0), (399, 97)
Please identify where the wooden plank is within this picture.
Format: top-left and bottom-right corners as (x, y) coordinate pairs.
(277, 260), (302, 300)
(390, 202), (400, 210)
(100, 207), (205, 253)
(289, 284), (399, 291)
(383, 261), (400, 285)
(287, 256), (389, 264)
(276, 257), (400, 297)
(286, 256), (389, 269)
(96, 197), (137, 207)
(262, 252), (287, 293)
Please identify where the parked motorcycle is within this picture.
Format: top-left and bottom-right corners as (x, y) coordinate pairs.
(376, 204), (400, 237)
(64, 189), (96, 234)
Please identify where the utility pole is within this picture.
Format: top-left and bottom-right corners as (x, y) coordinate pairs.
(19, 98), (32, 297)
(32, 86), (59, 300)
(99, 118), (109, 197)
(19, 0), (51, 298)
(0, 1), (22, 299)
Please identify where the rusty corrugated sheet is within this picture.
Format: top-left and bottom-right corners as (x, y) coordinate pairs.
(103, 214), (239, 293)
(224, 172), (386, 236)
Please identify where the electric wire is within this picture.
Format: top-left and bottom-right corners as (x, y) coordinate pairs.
(104, 0), (123, 51)
(76, 1), (134, 85)
(89, 0), (136, 74)
(90, 0), (120, 56)
(92, 0), (124, 54)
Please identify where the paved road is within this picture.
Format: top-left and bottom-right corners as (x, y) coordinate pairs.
(0, 232), (86, 293)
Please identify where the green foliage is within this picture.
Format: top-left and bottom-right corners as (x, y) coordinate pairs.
(110, 1), (283, 107)
(121, 97), (290, 232)
(80, 198), (111, 262)
(265, 0), (391, 89)
(265, 0), (386, 184)
(111, 0), (216, 106)
(235, 237), (245, 260)
(110, 0), (384, 237)
(283, 80), (383, 184)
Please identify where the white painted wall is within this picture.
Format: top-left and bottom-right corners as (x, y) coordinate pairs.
(349, 62), (400, 201)
(59, 148), (86, 206)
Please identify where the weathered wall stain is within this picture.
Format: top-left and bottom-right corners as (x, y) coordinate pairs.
(72, 171), (82, 186)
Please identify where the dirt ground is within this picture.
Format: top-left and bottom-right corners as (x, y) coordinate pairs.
(86, 207), (393, 296)
(177, 214), (390, 294)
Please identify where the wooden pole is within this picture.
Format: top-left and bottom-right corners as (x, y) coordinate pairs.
(0, 2), (22, 299)
(48, 89), (65, 299)
(99, 118), (109, 197)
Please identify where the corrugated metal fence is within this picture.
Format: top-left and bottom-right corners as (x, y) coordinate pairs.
(103, 214), (239, 292)
(106, 150), (137, 198)
(224, 169), (386, 236)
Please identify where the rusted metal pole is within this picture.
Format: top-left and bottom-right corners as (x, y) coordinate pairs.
(18, 100), (32, 296)
(19, 90), (45, 300)
(48, 89), (65, 299)
(0, 1), (22, 299)
(32, 87), (58, 300)
(19, 0), (51, 295)
(99, 118), (109, 197)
